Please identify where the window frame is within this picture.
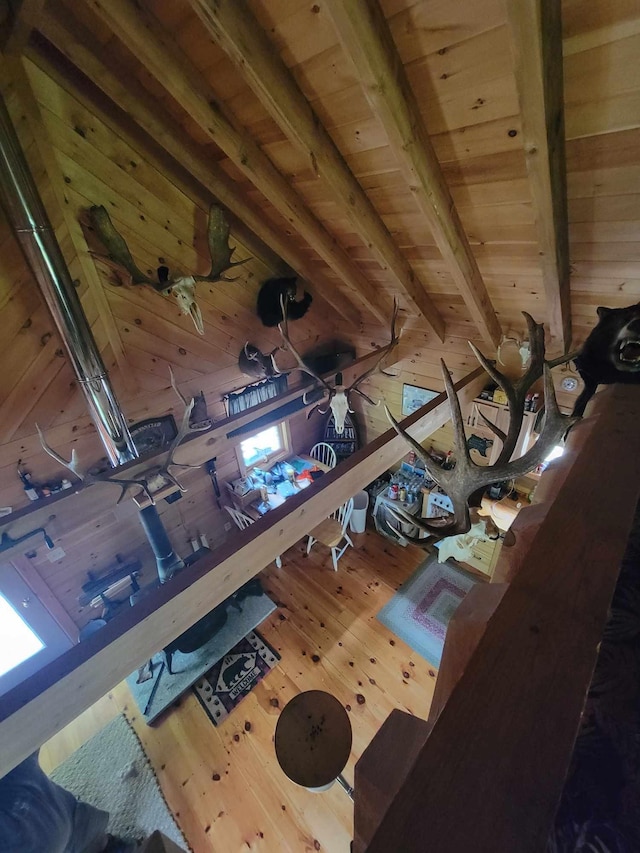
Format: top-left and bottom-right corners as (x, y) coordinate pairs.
(235, 421), (290, 477)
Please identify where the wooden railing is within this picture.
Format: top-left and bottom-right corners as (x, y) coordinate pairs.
(0, 367), (486, 775)
(355, 384), (640, 853)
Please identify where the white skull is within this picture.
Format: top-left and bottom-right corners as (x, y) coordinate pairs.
(329, 388), (351, 434)
(172, 275), (204, 335)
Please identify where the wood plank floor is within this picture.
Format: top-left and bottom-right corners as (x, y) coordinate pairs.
(40, 529), (439, 852)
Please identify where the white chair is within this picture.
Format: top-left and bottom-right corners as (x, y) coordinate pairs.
(309, 442), (337, 469)
(306, 498), (354, 571)
(224, 505), (282, 568)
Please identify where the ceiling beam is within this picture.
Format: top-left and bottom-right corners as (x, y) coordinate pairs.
(33, 13), (362, 331)
(188, 0), (445, 341)
(0, 366), (486, 774)
(83, 0), (394, 329)
(505, 0), (572, 351)
(324, 0), (502, 350)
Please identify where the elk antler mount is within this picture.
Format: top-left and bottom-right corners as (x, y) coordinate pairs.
(277, 297), (400, 434)
(89, 204), (248, 335)
(37, 368), (202, 506)
(385, 313), (579, 539)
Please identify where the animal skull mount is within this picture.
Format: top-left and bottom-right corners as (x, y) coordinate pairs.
(171, 276), (203, 336)
(384, 312), (579, 541)
(278, 297), (400, 434)
(37, 367), (202, 506)
(89, 204), (248, 335)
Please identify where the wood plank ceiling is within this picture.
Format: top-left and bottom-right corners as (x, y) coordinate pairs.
(0, 0), (638, 530)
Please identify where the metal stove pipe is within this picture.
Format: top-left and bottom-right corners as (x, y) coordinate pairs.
(0, 90), (185, 583)
(0, 92), (137, 467)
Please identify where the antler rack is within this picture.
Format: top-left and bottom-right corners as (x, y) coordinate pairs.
(37, 368), (202, 505)
(276, 296), (400, 432)
(385, 313), (579, 539)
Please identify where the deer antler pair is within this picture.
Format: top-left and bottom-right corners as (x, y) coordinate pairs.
(385, 313), (579, 539)
(89, 204), (248, 335)
(37, 368), (202, 505)
(277, 297), (400, 433)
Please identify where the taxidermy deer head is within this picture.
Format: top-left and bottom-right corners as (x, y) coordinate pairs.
(573, 303), (640, 416)
(385, 313), (579, 539)
(278, 298), (400, 434)
(37, 368), (202, 505)
(89, 204), (248, 335)
(238, 342), (282, 380)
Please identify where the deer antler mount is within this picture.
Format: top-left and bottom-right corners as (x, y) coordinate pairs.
(89, 204), (248, 335)
(385, 313), (579, 540)
(277, 298), (400, 434)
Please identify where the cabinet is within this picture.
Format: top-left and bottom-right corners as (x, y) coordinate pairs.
(323, 412), (359, 462)
(464, 399), (537, 466)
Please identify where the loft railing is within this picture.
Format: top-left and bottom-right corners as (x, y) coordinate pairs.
(355, 383), (640, 853)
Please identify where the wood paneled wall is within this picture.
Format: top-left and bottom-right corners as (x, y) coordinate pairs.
(0, 58), (346, 630)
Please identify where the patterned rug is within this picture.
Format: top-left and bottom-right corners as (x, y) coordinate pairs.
(376, 555), (479, 667)
(193, 630), (280, 726)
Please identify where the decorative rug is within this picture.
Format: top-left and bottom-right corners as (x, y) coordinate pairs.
(376, 555), (479, 667)
(127, 590), (277, 723)
(193, 630), (280, 726)
(50, 714), (187, 850)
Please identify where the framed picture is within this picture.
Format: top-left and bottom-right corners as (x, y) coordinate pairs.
(402, 384), (439, 417)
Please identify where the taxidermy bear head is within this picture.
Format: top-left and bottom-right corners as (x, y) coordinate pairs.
(573, 303), (640, 416)
(256, 276), (312, 327)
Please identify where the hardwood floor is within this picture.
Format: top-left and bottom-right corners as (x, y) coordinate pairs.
(40, 529), (438, 852)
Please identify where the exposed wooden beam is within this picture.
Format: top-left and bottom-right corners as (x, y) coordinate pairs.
(0, 0), (43, 56)
(188, 0), (445, 341)
(506, 0), (572, 351)
(364, 384), (640, 852)
(83, 0), (393, 328)
(324, 0), (502, 350)
(34, 12), (363, 330)
(0, 366), (486, 774)
(0, 54), (135, 391)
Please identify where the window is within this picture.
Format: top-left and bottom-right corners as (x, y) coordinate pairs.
(238, 423), (289, 473)
(0, 593), (44, 678)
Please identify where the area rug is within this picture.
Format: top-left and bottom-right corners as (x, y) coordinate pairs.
(376, 555), (479, 667)
(127, 590), (277, 723)
(193, 630), (280, 726)
(50, 714), (187, 850)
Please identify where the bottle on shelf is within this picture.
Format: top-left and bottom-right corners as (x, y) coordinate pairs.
(17, 460), (40, 501)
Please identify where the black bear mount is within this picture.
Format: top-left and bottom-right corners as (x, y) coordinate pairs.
(573, 303), (640, 416)
(256, 276), (312, 327)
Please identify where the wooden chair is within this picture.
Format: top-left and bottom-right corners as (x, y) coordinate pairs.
(309, 442), (337, 469)
(306, 498), (354, 571)
(224, 505), (282, 568)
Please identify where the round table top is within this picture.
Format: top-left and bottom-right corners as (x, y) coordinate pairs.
(275, 690), (352, 789)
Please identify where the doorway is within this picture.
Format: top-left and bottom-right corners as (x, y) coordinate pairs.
(0, 562), (73, 696)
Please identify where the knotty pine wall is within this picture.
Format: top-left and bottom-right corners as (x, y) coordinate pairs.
(0, 61), (346, 630)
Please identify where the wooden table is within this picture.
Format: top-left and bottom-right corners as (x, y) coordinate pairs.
(245, 454), (330, 521)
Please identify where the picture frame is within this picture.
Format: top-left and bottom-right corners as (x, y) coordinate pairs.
(402, 383), (439, 417)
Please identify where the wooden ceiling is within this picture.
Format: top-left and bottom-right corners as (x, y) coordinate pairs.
(0, 0), (639, 493)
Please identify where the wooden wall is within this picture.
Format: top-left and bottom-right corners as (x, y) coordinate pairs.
(0, 58), (341, 630)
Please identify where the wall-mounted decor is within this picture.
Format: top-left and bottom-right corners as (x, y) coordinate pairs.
(402, 384), (439, 416)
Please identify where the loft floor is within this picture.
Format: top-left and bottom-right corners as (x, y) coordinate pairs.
(40, 530), (439, 852)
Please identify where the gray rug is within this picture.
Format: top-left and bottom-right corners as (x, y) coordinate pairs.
(50, 714), (187, 850)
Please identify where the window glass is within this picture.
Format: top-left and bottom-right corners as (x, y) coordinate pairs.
(0, 593), (44, 677)
(240, 425), (284, 468)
